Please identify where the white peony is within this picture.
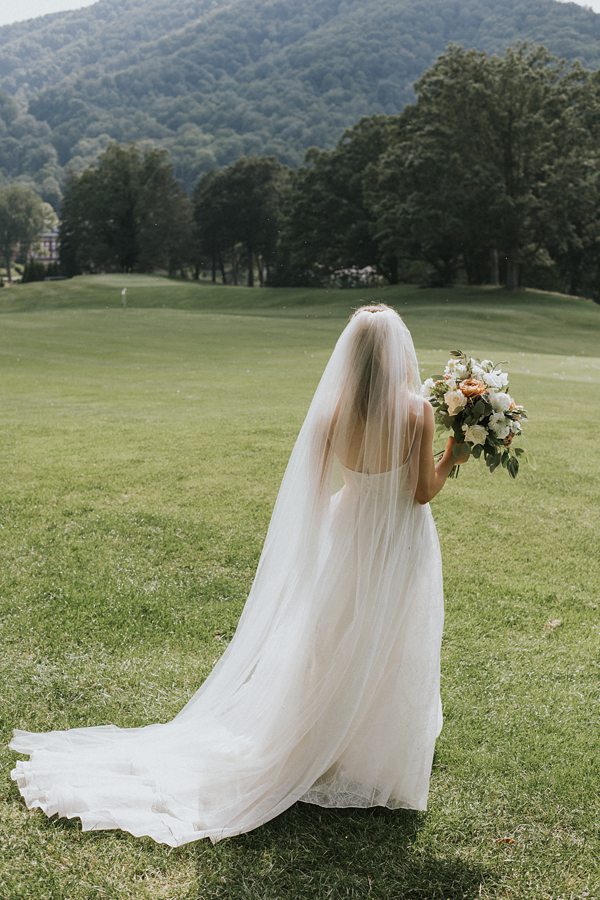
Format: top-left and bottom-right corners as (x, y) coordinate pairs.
(481, 372), (504, 391)
(462, 423), (488, 446)
(483, 371), (508, 389)
(445, 360), (467, 379)
(420, 377), (436, 398)
(444, 389), (468, 416)
(489, 391), (512, 412)
(488, 411), (510, 439)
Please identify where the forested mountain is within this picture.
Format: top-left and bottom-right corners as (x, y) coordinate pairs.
(1, 0), (599, 206)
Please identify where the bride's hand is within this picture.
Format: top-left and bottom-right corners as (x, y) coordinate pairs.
(445, 436), (470, 464)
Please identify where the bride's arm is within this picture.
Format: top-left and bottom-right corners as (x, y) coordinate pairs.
(414, 401), (469, 504)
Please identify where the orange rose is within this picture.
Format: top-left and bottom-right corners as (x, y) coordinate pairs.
(458, 378), (487, 398)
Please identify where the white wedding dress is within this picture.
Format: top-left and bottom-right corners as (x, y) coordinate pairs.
(10, 307), (445, 847)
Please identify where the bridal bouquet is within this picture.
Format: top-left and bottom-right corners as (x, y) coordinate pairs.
(421, 351), (527, 478)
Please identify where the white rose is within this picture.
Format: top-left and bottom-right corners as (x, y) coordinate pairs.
(471, 363), (485, 379)
(462, 423), (488, 446)
(420, 377), (436, 398)
(489, 391), (512, 413)
(444, 389), (468, 416)
(489, 411), (510, 439)
(510, 419), (522, 434)
(444, 375), (458, 390)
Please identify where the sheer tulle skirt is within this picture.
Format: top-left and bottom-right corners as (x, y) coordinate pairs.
(10, 470), (444, 847)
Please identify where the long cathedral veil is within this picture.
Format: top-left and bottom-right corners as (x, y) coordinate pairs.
(10, 304), (442, 847)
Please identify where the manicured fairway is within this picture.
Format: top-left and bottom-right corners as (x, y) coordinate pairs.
(1, 276), (598, 899)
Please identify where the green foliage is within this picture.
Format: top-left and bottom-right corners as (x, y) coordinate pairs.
(60, 143), (193, 275)
(0, 0), (599, 202)
(0, 90), (62, 207)
(0, 183), (46, 283)
(20, 259), (47, 283)
(369, 44), (600, 293)
(193, 156), (290, 287)
(272, 116), (396, 285)
(137, 148), (194, 275)
(61, 147), (293, 282)
(274, 44), (600, 296)
(56, 38), (600, 296)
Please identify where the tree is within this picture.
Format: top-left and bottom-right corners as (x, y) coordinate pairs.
(220, 156), (289, 287)
(0, 184), (46, 283)
(369, 43), (596, 290)
(369, 107), (475, 287)
(136, 148), (194, 275)
(92, 143), (140, 271)
(193, 156), (290, 287)
(58, 172), (85, 277)
(59, 142), (194, 275)
(192, 169), (237, 284)
(541, 66), (600, 298)
(274, 116), (396, 286)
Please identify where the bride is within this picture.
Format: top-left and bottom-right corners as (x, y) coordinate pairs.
(9, 301), (468, 847)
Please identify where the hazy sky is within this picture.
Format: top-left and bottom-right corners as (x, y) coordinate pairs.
(0, 0), (598, 27)
(0, 1), (96, 27)
(558, 0), (600, 10)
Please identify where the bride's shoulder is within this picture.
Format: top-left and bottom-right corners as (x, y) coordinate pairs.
(407, 392), (431, 421)
(405, 395), (434, 442)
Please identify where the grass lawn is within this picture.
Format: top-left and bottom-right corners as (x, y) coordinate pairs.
(1, 275), (598, 899)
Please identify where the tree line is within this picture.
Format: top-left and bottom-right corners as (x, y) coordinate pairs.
(272, 43), (600, 297)
(4, 44), (599, 298)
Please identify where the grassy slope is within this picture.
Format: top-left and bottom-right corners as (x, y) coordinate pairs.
(0, 275), (598, 899)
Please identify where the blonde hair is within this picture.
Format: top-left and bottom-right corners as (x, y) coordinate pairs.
(347, 302), (400, 421)
(322, 301), (414, 484)
(349, 301), (396, 320)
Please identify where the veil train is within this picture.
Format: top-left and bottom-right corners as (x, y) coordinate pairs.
(10, 305), (445, 846)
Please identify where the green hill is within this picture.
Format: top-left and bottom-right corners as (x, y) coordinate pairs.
(1, 0), (599, 204)
(2, 274), (598, 357)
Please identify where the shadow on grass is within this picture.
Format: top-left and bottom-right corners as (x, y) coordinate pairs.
(194, 801), (491, 900)
(9, 781), (490, 897)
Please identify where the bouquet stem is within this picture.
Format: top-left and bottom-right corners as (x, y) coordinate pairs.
(434, 450), (460, 479)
